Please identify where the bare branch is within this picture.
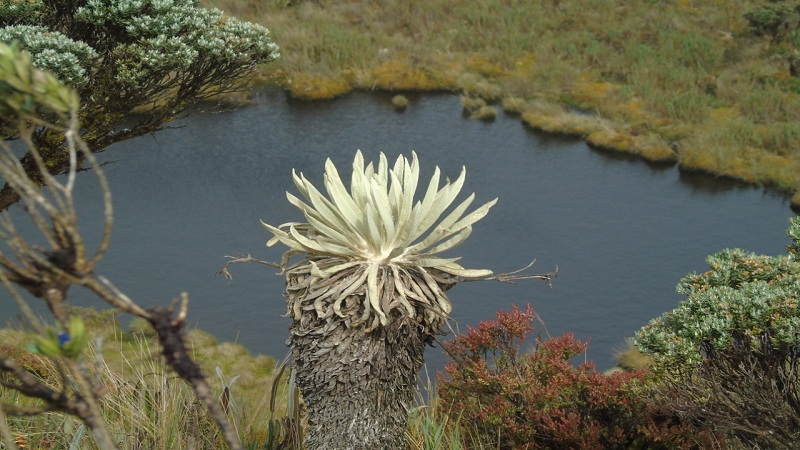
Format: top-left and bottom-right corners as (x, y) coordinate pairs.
(1, 404), (55, 417)
(463, 260), (558, 286)
(0, 271), (43, 332)
(146, 294), (242, 450)
(217, 253), (281, 281)
(0, 406), (21, 450)
(81, 276), (151, 319)
(0, 53), (234, 449)
(0, 355), (76, 413)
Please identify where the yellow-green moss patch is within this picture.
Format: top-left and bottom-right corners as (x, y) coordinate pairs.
(286, 73), (352, 100)
(587, 129), (677, 163)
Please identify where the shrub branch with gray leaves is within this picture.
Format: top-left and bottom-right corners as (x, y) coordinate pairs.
(0, 0), (279, 210)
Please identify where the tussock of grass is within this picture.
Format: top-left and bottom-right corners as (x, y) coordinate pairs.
(501, 96), (527, 115)
(457, 73), (501, 101)
(459, 95), (485, 113)
(407, 406), (467, 450)
(521, 101), (609, 138)
(0, 329), (60, 382)
(587, 129), (677, 163)
(614, 340), (654, 372)
(470, 105), (496, 121)
(405, 375), (487, 450)
(391, 94), (409, 111)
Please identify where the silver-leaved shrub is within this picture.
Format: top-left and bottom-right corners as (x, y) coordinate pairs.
(0, 25), (97, 86)
(634, 216), (800, 375)
(0, 0), (279, 109)
(0, 0), (279, 209)
(2, 0), (279, 81)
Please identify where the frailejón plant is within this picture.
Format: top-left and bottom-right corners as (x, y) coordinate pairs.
(263, 150), (496, 332)
(261, 150), (497, 449)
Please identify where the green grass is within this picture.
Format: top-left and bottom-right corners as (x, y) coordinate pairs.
(0, 308), (291, 449)
(0, 308), (482, 449)
(0, 309), (677, 450)
(203, 0), (800, 207)
(406, 374), (491, 450)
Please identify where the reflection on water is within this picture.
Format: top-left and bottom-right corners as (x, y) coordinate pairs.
(3, 89), (795, 372)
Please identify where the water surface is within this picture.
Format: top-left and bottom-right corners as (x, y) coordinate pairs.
(5, 89), (796, 372)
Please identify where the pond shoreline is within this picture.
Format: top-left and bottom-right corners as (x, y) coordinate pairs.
(235, 84), (800, 214)
(201, 0), (800, 209)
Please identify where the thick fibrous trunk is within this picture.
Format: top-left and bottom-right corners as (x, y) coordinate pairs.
(289, 313), (427, 450)
(283, 255), (456, 449)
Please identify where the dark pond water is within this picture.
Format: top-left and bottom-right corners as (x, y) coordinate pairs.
(4, 89), (797, 373)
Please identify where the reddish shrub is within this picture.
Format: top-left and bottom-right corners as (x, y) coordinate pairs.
(437, 305), (719, 450)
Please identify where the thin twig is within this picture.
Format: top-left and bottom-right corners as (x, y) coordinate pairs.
(462, 260), (558, 285)
(0, 271), (43, 333)
(0, 406), (21, 450)
(81, 276), (151, 319)
(217, 253), (281, 281)
(147, 294), (243, 450)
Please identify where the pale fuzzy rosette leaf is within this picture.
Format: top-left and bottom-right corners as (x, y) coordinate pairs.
(264, 150), (495, 330)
